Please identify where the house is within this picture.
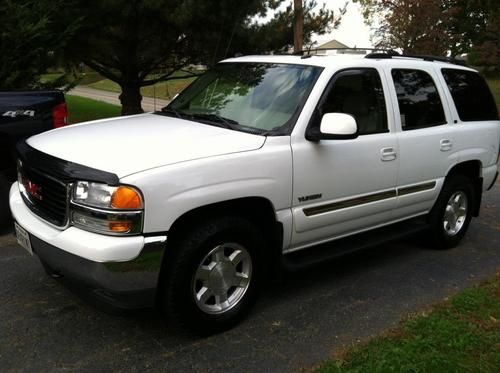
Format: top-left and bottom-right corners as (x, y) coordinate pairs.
(312, 39), (368, 55)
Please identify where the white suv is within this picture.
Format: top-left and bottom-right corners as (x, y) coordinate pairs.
(9, 52), (500, 333)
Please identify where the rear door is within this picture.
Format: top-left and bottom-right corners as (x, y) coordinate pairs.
(386, 66), (458, 220)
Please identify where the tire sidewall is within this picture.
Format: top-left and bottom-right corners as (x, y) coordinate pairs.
(164, 216), (265, 333)
(430, 175), (474, 248)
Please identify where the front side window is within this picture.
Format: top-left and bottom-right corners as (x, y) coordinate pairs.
(163, 63), (323, 135)
(392, 69), (446, 130)
(317, 68), (388, 135)
(442, 68), (498, 121)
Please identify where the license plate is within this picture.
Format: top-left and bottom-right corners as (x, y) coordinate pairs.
(14, 222), (33, 256)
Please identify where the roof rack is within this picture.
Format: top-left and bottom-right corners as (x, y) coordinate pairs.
(365, 51), (467, 66)
(283, 47), (467, 66)
(297, 47), (399, 57)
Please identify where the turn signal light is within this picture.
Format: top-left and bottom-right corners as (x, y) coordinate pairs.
(111, 186), (143, 209)
(109, 221), (133, 233)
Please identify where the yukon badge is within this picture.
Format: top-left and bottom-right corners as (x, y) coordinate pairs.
(298, 193), (322, 203)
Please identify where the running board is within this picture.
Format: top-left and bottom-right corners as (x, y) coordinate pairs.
(282, 217), (429, 271)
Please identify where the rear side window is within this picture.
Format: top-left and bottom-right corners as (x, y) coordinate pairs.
(441, 69), (498, 121)
(392, 69), (446, 130)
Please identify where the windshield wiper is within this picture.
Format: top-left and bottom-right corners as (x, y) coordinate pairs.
(160, 107), (186, 119)
(190, 113), (240, 130)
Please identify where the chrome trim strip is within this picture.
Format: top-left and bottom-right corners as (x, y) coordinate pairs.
(70, 201), (144, 216)
(70, 203), (144, 236)
(302, 181), (437, 217)
(397, 181), (436, 196)
(303, 190), (397, 217)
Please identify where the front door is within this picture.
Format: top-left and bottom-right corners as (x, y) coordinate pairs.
(290, 68), (399, 251)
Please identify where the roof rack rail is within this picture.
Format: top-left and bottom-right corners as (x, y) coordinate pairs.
(297, 47), (399, 56)
(365, 51), (467, 66)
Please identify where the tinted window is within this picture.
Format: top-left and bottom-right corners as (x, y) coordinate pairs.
(392, 69), (446, 130)
(320, 69), (388, 135)
(442, 69), (498, 121)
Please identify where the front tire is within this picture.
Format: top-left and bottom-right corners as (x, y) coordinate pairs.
(428, 175), (475, 249)
(161, 216), (265, 334)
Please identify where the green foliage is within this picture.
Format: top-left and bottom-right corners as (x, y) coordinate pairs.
(355, 0), (500, 67)
(65, 95), (121, 123)
(247, 1), (346, 53)
(0, 0), (80, 89)
(64, 0), (344, 114)
(317, 274), (500, 373)
(486, 79), (500, 110)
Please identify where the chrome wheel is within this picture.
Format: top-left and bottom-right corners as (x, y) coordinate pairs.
(443, 191), (468, 236)
(192, 243), (252, 314)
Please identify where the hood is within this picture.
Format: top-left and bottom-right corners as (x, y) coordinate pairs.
(27, 113), (266, 178)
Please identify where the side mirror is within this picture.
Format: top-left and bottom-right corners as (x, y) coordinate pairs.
(306, 113), (359, 141)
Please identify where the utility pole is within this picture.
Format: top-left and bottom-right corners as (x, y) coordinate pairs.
(293, 0), (304, 53)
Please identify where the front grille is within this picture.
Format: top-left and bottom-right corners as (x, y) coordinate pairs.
(16, 141), (120, 228)
(19, 162), (69, 227)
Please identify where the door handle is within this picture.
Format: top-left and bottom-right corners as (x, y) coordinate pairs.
(440, 139), (453, 151)
(381, 147), (397, 161)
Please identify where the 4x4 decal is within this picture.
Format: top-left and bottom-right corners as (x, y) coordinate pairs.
(2, 110), (35, 118)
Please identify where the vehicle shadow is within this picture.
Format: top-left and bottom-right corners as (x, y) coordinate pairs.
(100, 234), (426, 340)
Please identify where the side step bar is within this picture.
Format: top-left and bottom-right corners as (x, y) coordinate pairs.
(282, 217), (429, 271)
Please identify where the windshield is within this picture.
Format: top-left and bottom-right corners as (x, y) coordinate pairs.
(162, 62), (323, 135)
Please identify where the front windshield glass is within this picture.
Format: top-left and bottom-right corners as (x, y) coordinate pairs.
(163, 63), (323, 135)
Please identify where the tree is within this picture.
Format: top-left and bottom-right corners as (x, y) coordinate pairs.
(445, 0), (499, 68)
(0, 0), (80, 90)
(355, 0), (500, 67)
(66, 0), (344, 115)
(294, 0), (304, 53)
(354, 0), (450, 55)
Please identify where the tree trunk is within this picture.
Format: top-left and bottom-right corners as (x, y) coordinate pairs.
(293, 0), (304, 53)
(119, 84), (143, 115)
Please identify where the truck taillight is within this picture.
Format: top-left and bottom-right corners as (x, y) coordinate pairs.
(52, 102), (68, 128)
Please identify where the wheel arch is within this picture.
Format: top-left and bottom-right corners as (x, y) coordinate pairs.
(445, 160), (483, 216)
(161, 197), (284, 276)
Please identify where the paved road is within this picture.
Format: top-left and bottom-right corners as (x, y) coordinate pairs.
(68, 86), (170, 112)
(1, 179), (499, 372)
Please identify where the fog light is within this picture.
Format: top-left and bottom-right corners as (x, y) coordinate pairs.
(73, 211), (114, 233)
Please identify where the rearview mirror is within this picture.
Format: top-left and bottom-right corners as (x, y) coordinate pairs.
(306, 113), (358, 141)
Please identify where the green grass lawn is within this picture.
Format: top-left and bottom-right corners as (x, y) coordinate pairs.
(317, 273), (500, 372)
(486, 79), (500, 109)
(65, 95), (121, 124)
(40, 71), (103, 86)
(87, 71), (196, 101)
(38, 73), (64, 84)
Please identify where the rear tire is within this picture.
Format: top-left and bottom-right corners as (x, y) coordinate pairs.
(0, 174), (12, 232)
(161, 215), (265, 335)
(428, 175), (475, 249)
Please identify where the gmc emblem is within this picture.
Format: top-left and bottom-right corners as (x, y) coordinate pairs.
(25, 179), (43, 201)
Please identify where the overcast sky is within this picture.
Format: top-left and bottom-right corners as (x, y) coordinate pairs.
(312, 0), (373, 48)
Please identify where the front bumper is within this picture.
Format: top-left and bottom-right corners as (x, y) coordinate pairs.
(9, 182), (166, 309)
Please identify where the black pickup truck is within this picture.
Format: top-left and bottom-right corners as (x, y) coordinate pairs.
(0, 90), (68, 230)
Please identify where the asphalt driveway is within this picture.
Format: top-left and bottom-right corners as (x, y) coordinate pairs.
(1, 179), (499, 372)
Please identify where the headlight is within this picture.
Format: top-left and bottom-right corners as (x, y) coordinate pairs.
(70, 181), (144, 235)
(73, 181), (143, 209)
